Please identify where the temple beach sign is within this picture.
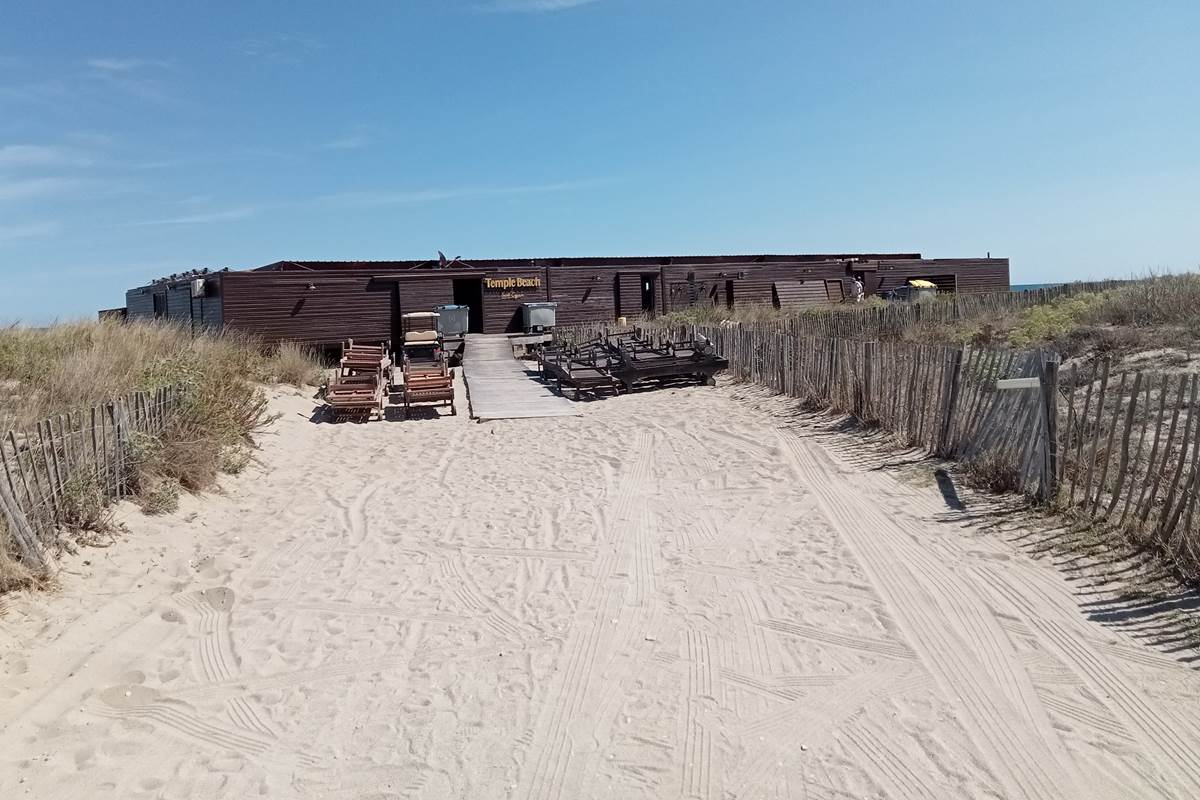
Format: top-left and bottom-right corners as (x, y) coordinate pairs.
(484, 276), (542, 291)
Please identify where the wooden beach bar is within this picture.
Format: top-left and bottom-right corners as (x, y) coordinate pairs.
(121, 252), (1009, 346)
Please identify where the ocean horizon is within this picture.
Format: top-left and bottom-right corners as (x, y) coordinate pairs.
(1010, 282), (1063, 292)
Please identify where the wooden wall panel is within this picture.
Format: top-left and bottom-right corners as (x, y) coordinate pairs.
(125, 254), (1008, 339)
(166, 286), (191, 322)
(773, 281), (828, 308)
(222, 272), (393, 346)
(548, 267), (620, 326)
(873, 259), (1008, 294)
(617, 274), (644, 318)
(125, 288), (155, 321)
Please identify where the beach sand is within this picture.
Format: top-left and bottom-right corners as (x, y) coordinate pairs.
(2, 377), (1199, 799)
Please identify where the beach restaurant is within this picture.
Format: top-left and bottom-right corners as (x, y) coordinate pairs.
(120, 252), (1010, 346)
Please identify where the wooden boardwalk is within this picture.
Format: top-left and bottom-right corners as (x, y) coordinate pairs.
(462, 334), (580, 421)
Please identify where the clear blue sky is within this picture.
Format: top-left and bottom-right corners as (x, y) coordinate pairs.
(2, 0), (1197, 322)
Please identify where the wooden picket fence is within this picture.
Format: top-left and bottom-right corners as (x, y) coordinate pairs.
(692, 319), (1200, 577)
(1057, 365), (1200, 574)
(0, 386), (183, 571)
(696, 323), (1058, 498)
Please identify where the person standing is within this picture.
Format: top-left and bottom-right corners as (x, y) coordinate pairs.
(853, 277), (865, 303)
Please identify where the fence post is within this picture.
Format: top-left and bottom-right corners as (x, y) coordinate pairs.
(0, 477), (45, 570)
(863, 341), (876, 421)
(1039, 353), (1061, 503)
(937, 346), (966, 457)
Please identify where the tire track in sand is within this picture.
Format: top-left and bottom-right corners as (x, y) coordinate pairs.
(680, 627), (716, 799)
(757, 619), (915, 661)
(518, 432), (655, 800)
(777, 431), (1088, 800)
(840, 720), (940, 800)
(979, 563), (1200, 794)
(728, 664), (922, 799)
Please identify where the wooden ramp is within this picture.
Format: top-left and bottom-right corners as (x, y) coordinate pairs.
(462, 335), (580, 421)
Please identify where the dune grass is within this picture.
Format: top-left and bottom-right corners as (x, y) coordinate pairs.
(0, 320), (323, 591)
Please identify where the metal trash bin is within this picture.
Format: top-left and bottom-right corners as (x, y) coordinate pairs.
(522, 302), (557, 332)
(434, 304), (470, 338)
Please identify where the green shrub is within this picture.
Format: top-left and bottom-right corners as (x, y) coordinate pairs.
(1008, 295), (1104, 348)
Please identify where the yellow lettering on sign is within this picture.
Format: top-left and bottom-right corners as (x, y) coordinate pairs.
(484, 276), (543, 291)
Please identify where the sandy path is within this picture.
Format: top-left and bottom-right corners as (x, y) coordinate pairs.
(2, 379), (1199, 799)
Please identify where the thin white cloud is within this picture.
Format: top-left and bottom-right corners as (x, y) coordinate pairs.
(84, 57), (175, 104)
(0, 220), (60, 244)
(0, 144), (93, 168)
(0, 176), (84, 202)
(86, 57), (167, 72)
(122, 204), (285, 227)
(0, 79), (71, 105)
(321, 178), (619, 206)
(237, 33), (325, 63)
(121, 177), (616, 226)
(482, 0), (602, 11)
(322, 131), (371, 150)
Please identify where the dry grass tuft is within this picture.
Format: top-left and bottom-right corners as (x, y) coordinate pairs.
(961, 448), (1024, 495)
(268, 341), (325, 387)
(0, 320), (322, 587)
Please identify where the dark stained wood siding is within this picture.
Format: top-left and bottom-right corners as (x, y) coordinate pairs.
(773, 280), (829, 308)
(616, 273), (644, 318)
(221, 271), (393, 346)
(872, 259), (1008, 294)
(166, 286), (191, 321)
(125, 278), (223, 328)
(661, 261), (850, 312)
(194, 286), (223, 329)
(123, 253), (1009, 340)
(125, 288), (155, 321)
(548, 267), (620, 325)
(481, 279), (539, 334)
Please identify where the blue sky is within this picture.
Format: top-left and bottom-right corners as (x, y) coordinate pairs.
(1, 0), (1197, 322)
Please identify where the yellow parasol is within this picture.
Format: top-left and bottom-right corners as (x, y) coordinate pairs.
(907, 279), (937, 288)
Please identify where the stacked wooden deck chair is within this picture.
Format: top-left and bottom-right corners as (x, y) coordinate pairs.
(537, 328), (727, 398)
(537, 341), (621, 399)
(325, 339), (392, 420)
(401, 352), (455, 418)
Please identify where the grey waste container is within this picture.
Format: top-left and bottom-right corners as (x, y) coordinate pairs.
(522, 302), (557, 332)
(434, 304), (470, 338)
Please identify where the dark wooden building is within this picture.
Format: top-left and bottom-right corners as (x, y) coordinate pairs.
(122, 252), (1009, 345)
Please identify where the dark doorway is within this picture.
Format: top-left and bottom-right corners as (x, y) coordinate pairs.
(453, 279), (485, 333)
(725, 280), (735, 310)
(640, 273), (657, 315)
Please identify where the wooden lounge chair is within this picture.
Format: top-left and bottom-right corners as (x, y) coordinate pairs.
(325, 373), (385, 420)
(401, 352), (455, 418)
(340, 339), (393, 386)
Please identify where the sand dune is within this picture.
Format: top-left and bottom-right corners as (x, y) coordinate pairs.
(2, 379), (1198, 799)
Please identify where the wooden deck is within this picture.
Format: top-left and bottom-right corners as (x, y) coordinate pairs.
(462, 335), (580, 421)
